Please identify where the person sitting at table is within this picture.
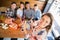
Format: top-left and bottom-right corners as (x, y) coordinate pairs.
(29, 4), (42, 28)
(24, 1), (34, 20)
(17, 2), (24, 19)
(6, 2), (17, 18)
(33, 4), (42, 20)
(27, 13), (53, 40)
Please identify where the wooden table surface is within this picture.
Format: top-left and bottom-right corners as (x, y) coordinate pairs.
(0, 22), (32, 38)
(0, 15), (32, 38)
(0, 27), (25, 38)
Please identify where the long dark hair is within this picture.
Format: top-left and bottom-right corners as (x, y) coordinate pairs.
(42, 13), (53, 32)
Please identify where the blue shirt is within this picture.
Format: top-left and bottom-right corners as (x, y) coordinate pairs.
(34, 9), (42, 20)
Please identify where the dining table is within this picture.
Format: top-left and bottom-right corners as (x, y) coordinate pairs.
(0, 14), (32, 38)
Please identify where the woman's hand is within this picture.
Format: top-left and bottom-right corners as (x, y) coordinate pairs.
(29, 35), (37, 40)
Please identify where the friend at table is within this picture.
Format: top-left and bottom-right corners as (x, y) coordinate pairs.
(33, 4), (42, 20)
(5, 2), (17, 18)
(17, 2), (24, 19)
(24, 1), (34, 20)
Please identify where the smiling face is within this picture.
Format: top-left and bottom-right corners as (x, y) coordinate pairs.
(26, 4), (30, 9)
(38, 15), (51, 29)
(11, 4), (16, 10)
(20, 4), (24, 9)
(34, 6), (38, 11)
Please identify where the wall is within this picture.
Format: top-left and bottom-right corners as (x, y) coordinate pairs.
(0, 0), (47, 11)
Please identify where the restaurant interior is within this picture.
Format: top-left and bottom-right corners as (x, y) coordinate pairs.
(0, 0), (60, 40)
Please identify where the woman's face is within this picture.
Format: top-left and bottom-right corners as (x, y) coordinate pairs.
(20, 4), (24, 9)
(38, 15), (51, 29)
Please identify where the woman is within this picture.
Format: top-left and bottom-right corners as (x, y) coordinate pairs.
(17, 2), (24, 18)
(28, 13), (53, 40)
